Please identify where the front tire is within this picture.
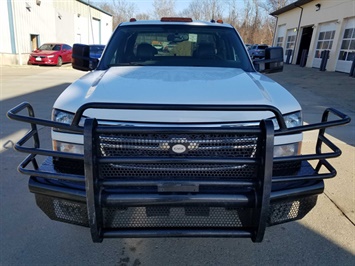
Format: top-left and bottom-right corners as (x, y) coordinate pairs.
(57, 57), (62, 67)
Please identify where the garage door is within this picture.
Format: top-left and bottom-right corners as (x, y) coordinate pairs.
(91, 18), (101, 44)
(335, 17), (355, 73)
(285, 29), (297, 62)
(276, 24), (286, 47)
(312, 22), (336, 68)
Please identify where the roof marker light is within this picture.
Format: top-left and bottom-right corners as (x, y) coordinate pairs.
(217, 19), (223, 24)
(129, 18), (136, 22)
(161, 17), (193, 22)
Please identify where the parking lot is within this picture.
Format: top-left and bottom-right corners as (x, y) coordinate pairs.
(0, 64), (354, 265)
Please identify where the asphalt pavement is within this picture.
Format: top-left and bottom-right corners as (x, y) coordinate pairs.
(0, 64), (354, 266)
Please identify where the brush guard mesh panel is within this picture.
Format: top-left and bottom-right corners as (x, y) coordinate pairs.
(35, 194), (318, 228)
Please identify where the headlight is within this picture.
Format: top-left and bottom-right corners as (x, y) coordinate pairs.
(52, 109), (86, 126)
(47, 55), (55, 58)
(284, 112), (302, 128)
(52, 109), (75, 124)
(272, 111), (302, 129)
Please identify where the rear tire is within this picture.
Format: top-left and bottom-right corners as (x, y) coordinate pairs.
(57, 57), (62, 67)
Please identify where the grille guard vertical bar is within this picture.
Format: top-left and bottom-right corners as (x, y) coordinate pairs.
(84, 118), (103, 243)
(253, 120), (274, 242)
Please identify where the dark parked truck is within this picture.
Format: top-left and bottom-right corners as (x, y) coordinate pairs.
(7, 17), (350, 243)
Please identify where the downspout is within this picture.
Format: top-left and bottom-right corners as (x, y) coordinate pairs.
(271, 15), (279, 46)
(88, 0), (94, 44)
(8, 0), (22, 64)
(292, 5), (303, 64)
(7, 0), (16, 55)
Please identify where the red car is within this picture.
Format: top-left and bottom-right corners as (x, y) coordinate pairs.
(28, 43), (72, 66)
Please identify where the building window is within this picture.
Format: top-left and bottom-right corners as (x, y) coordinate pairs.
(338, 28), (355, 62)
(314, 30), (335, 58)
(276, 37), (283, 47)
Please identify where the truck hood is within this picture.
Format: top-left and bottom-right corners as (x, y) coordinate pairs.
(54, 66), (301, 123)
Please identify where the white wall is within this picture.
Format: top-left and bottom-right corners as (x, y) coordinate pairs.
(0, 0), (112, 65)
(0, 0), (12, 54)
(274, 0), (355, 72)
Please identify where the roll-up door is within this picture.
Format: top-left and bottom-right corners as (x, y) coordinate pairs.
(312, 22), (336, 68)
(91, 18), (101, 44)
(335, 17), (355, 73)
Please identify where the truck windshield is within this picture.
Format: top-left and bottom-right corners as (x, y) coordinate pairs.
(99, 25), (254, 71)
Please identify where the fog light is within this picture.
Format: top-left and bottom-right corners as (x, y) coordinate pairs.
(274, 142), (300, 157)
(53, 140), (84, 154)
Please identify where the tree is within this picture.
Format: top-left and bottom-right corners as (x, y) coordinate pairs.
(97, 0), (136, 29)
(225, 0), (239, 29)
(136, 13), (150, 20)
(152, 0), (176, 19)
(95, 0), (290, 46)
(181, 0), (225, 21)
(259, 0), (293, 45)
(260, 0), (292, 13)
(180, 0), (204, 20)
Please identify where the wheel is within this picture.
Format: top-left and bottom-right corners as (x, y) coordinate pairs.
(57, 57), (62, 67)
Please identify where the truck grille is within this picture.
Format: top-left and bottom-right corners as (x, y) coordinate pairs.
(98, 132), (259, 180)
(99, 133), (258, 157)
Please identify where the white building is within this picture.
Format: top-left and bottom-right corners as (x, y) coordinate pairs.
(271, 0), (355, 73)
(0, 0), (113, 65)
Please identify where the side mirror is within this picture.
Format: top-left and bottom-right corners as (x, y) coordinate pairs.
(253, 47), (284, 73)
(72, 44), (98, 71)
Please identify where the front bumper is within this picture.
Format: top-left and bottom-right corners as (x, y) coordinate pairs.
(7, 102), (350, 242)
(29, 159), (323, 234)
(28, 57), (57, 65)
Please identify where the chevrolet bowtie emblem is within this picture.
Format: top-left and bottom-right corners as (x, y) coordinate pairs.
(171, 144), (187, 154)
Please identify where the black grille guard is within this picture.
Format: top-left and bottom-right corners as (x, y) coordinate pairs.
(7, 102), (351, 242)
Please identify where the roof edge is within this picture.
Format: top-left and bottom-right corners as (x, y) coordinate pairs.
(76, 0), (113, 17)
(270, 0), (314, 16)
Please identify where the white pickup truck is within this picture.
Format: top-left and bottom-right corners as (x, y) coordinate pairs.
(8, 17), (350, 242)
